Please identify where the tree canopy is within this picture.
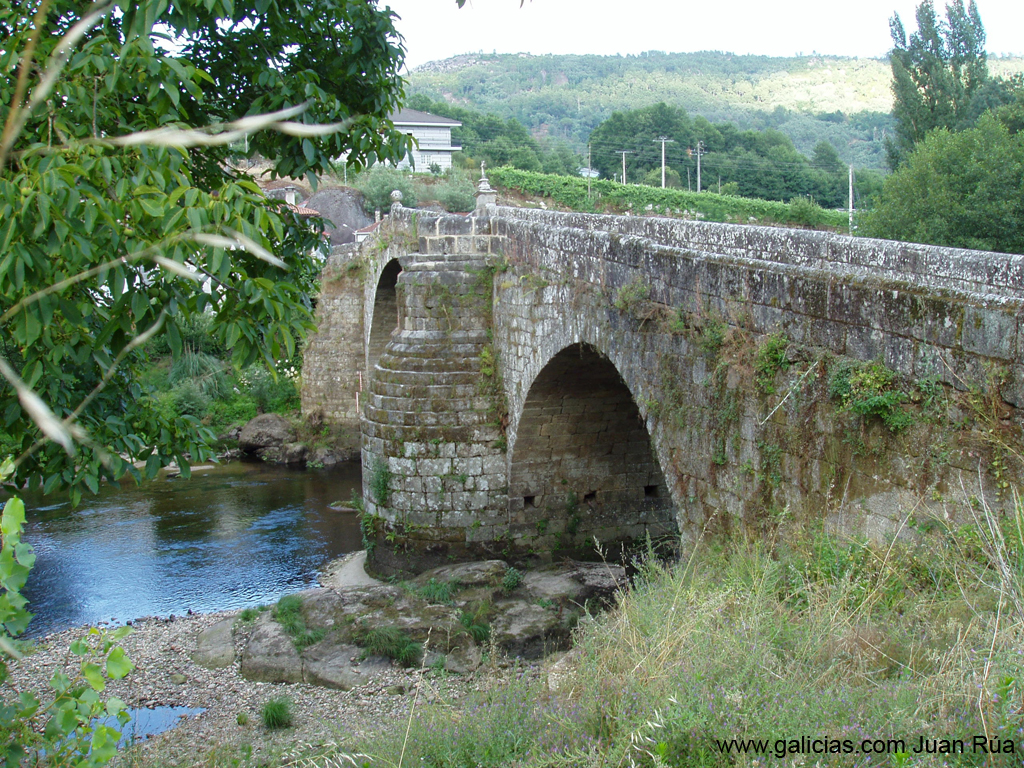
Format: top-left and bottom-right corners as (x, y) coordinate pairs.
(0, 0), (411, 501)
(586, 103), (883, 207)
(886, 0), (1018, 167)
(864, 97), (1024, 254)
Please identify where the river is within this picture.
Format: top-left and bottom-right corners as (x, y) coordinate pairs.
(12, 460), (363, 638)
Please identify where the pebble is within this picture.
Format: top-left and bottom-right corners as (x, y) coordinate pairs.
(6, 609), (535, 766)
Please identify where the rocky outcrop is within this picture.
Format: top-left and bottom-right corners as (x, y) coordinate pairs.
(231, 559), (627, 689)
(238, 414), (300, 463)
(304, 187), (372, 245)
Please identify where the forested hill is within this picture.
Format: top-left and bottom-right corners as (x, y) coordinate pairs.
(406, 51), (1024, 171)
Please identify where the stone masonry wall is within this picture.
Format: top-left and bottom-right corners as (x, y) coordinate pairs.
(301, 245), (365, 426)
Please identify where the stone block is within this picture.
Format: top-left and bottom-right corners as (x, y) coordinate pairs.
(962, 305), (1017, 360)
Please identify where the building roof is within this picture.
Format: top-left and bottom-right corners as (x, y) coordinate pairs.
(391, 108), (461, 128)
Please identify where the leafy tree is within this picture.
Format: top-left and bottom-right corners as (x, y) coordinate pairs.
(864, 104), (1024, 253)
(812, 140), (845, 174)
(0, 0), (411, 501)
(886, 0), (1018, 167)
(588, 102), (693, 181)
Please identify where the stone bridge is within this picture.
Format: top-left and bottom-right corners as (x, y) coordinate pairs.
(302, 188), (1024, 577)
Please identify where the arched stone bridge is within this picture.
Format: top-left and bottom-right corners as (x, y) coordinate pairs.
(302, 195), (1024, 577)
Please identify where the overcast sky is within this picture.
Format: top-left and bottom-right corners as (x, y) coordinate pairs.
(384, 0), (1024, 70)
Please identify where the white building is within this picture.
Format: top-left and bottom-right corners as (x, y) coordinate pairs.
(391, 108), (462, 172)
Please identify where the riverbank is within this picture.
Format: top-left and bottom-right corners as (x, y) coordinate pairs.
(10, 522), (1023, 768)
(6, 551), (541, 766)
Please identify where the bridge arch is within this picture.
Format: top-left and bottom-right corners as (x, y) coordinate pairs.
(508, 342), (678, 558)
(367, 258), (401, 371)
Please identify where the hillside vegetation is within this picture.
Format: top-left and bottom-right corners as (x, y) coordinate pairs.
(407, 51), (1024, 170)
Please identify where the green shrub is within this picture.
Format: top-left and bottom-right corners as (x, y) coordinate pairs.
(170, 379), (210, 418)
(786, 195), (826, 227)
(207, 394), (258, 430)
(502, 566), (523, 593)
(433, 169), (476, 212)
(239, 364), (300, 414)
(260, 697), (293, 729)
(354, 165), (418, 212)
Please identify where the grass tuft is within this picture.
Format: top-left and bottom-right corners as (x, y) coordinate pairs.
(260, 697), (293, 729)
(358, 626), (422, 667)
(272, 594), (326, 650)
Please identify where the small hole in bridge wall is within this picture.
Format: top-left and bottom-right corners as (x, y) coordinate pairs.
(583, 491), (596, 502)
(524, 495), (536, 508)
(644, 485), (660, 499)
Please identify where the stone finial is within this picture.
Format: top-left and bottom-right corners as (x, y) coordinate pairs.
(475, 164), (496, 211)
(390, 189), (403, 216)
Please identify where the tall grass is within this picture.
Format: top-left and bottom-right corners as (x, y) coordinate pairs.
(341, 494), (1024, 767)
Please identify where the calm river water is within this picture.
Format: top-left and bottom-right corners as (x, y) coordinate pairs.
(14, 461), (363, 637)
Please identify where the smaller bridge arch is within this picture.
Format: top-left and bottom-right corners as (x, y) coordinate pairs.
(508, 342), (678, 557)
(367, 258), (402, 371)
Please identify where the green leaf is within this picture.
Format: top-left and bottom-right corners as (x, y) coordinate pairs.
(105, 647), (133, 679)
(82, 661), (106, 691)
(137, 197), (165, 218)
(1, 498), (26, 535)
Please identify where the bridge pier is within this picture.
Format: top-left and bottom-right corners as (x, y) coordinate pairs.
(361, 235), (510, 576)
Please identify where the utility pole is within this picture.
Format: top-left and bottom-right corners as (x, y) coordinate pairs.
(654, 136), (674, 188)
(689, 141), (705, 193)
(848, 164), (854, 236)
(616, 150), (633, 185)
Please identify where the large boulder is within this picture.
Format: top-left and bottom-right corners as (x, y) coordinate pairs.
(238, 614), (303, 683)
(238, 414), (296, 457)
(304, 187), (372, 243)
(191, 618), (235, 669)
(302, 636), (391, 690)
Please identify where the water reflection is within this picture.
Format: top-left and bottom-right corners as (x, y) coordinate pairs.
(14, 461), (363, 637)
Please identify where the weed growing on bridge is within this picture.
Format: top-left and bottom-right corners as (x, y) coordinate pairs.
(612, 278), (650, 318)
(753, 332), (790, 394)
(369, 458), (393, 507)
(829, 359), (913, 433)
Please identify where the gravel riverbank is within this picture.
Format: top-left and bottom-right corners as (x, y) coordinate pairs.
(5, 553), (541, 766)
